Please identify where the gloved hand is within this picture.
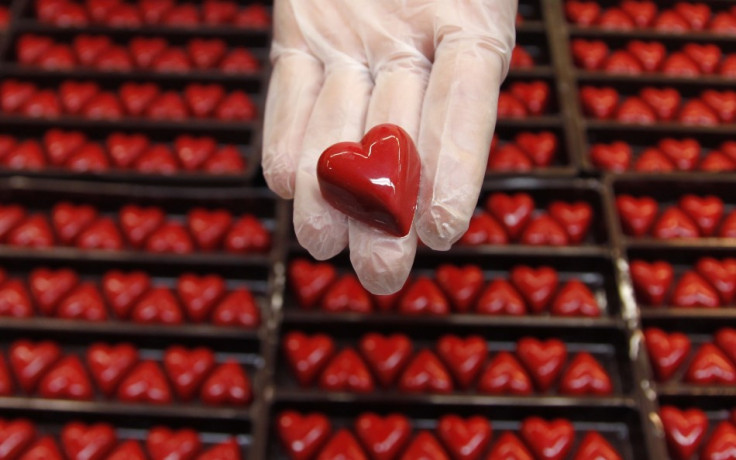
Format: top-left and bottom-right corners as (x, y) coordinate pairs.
(262, 0), (516, 295)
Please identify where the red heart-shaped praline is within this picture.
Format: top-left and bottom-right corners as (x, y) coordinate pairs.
(18, 437), (64, 460)
(0, 279), (33, 318)
(0, 419), (37, 459)
(660, 406), (708, 460)
(571, 39), (609, 70)
(200, 361), (252, 406)
(283, 332), (335, 386)
(487, 432), (533, 460)
(211, 289), (260, 328)
(398, 277), (449, 316)
(355, 413), (411, 460)
(37, 355), (94, 400)
(321, 275), (372, 314)
(548, 201), (592, 244)
(671, 271), (720, 308)
(435, 265), (484, 313)
(685, 343), (736, 384)
(163, 345), (215, 401)
(10, 339), (62, 393)
(86, 342), (139, 396)
(516, 337), (567, 392)
(61, 422), (117, 460)
(520, 417), (574, 460)
(644, 328), (691, 382)
(485, 193), (535, 240)
(436, 415), (491, 460)
(117, 361), (173, 404)
(317, 124), (420, 237)
(107, 440), (147, 460)
(130, 287), (184, 325)
(398, 350), (453, 394)
(477, 351), (533, 395)
(558, 352), (613, 396)
(56, 282), (108, 321)
(436, 334), (487, 389)
(476, 279), (526, 316)
(177, 273), (226, 322)
(550, 280), (600, 317)
(29, 267), (80, 316)
(627, 41), (666, 72)
(288, 259), (337, 309)
(573, 432), (622, 460)
(102, 270), (151, 319)
(699, 421), (736, 460)
(318, 430), (367, 460)
(277, 411), (331, 460)
(510, 266), (558, 313)
(630, 260), (674, 306)
(359, 333), (412, 388)
(401, 432), (448, 460)
(459, 213), (509, 246)
(196, 439), (241, 460)
(319, 348), (374, 393)
(146, 427), (201, 460)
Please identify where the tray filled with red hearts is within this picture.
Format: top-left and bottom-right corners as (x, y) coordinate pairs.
(611, 176), (736, 246)
(266, 400), (655, 459)
(0, 412), (254, 460)
(285, 250), (626, 327)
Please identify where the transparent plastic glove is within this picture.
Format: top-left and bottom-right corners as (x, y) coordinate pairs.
(262, 0), (516, 295)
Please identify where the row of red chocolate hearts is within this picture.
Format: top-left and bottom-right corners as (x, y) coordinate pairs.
(510, 46), (535, 69)
(0, 202), (271, 253)
(285, 332), (613, 396)
(0, 79), (257, 121)
(631, 258), (736, 307)
(279, 412), (621, 460)
(496, 80), (551, 119)
(461, 193), (593, 246)
(572, 39), (736, 77)
(591, 139), (736, 173)
(18, 34), (260, 74)
(566, 0), (736, 34)
(291, 260), (600, 317)
(616, 194), (736, 239)
(0, 131), (244, 174)
(487, 131), (559, 172)
(644, 327), (736, 383)
(661, 406), (736, 460)
(36, 0), (270, 28)
(0, 420), (241, 460)
(0, 268), (260, 327)
(0, 340), (251, 405)
(581, 86), (736, 125)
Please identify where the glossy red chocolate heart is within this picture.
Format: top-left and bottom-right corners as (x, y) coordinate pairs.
(497, 93), (528, 119)
(184, 84), (224, 119)
(571, 39), (609, 70)
(75, 218), (123, 251)
(701, 152), (736, 172)
(682, 44), (721, 75)
(654, 10), (690, 31)
(488, 144), (533, 172)
(597, 7), (635, 30)
(630, 260), (674, 306)
(359, 333), (412, 388)
(509, 81), (550, 116)
(478, 351), (533, 395)
(354, 413), (411, 460)
(625, 41), (665, 72)
(580, 86), (619, 119)
(319, 348), (374, 393)
(145, 91), (189, 120)
(66, 144), (110, 172)
(29, 267), (79, 316)
(679, 195), (723, 237)
(187, 38), (226, 69)
(118, 204), (165, 249)
(510, 266), (558, 313)
(652, 208), (700, 239)
(200, 361), (252, 406)
(671, 271), (720, 308)
(674, 2), (710, 30)
(321, 275), (372, 314)
(565, 1), (600, 25)
(38, 355), (94, 400)
(177, 274), (225, 322)
(318, 429), (367, 460)
(224, 216), (270, 254)
(616, 97), (657, 124)
(119, 82), (160, 117)
(435, 265), (484, 313)
(106, 133), (149, 169)
(61, 422), (117, 460)
(284, 332), (335, 386)
(17, 34), (54, 64)
(19, 436), (64, 460)
(590, 142), (631, 172)
(485, 193), (534, 240)
(117, 361), (173, 404)
(0, 419), (36, 459)
(615, 195), (658, 237)
(679, 100), (720, 126)
(56, 282), (108, 321)
(573, 432), (622, 460)
(604, 50), (643, 75)
(644, 328), (691, 381)
(211, 288), (260, 328)
(515, 131), (557, 167)
(288, 259), (337, 310)
(436, 415), (491, 460)
(145, 222), (194, 254)
(621, 0), (657, 26)
(487, 432), (533, 460)
(317, 124), (420, 237)
(107, 440), (147, 460)
(150, 48), (191, 73)
(685, 343), (736, 384)
(516, 338), (567, 392)
(660, 406), (707, 460)
(7, 214), (55, 248)
(401, 432), (449, 460)
(43, 129), (87, 166)
(702, 90), (736, 124)
(86, 342), (138, 396)
(146, 427), (201, 460)
(102, 270), (151, 319)
(221, 49), (260, 74)
(521, 417), (575, 460)
(436, 335), (487, 389)
(551, 280), (600, 317)
(0, 279), (33, 318)
(175, 136), (216, 172)
(10, 339), (62, 393)
(715, 328), (736, 365)
(196, 439), (241, 460)
(656, 139), (700, 171)
(459, 213), (508, 246)
(661, 52), (700, 77)
(131, 287), (184, 325)
(80, 92), (124, 120)
(73, 34), (112, 66)
(398, 350), (453, 394)
(163, 345), (215, 400)
(277, 411), (332, 460)
(548, 202), (592, 244)
(637, 88), (680, 122)
(700, 421), (736, 460)
(711, 11), (736, 34)
(202, 0), (237, 24)
(558, 352), (612, 395)
(476, 279), (526, 316)
(398, 277), (449, 316)
(520, 215), (570, 246)
(0, 204), (26, 241)
(0, 80), (37, 114)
